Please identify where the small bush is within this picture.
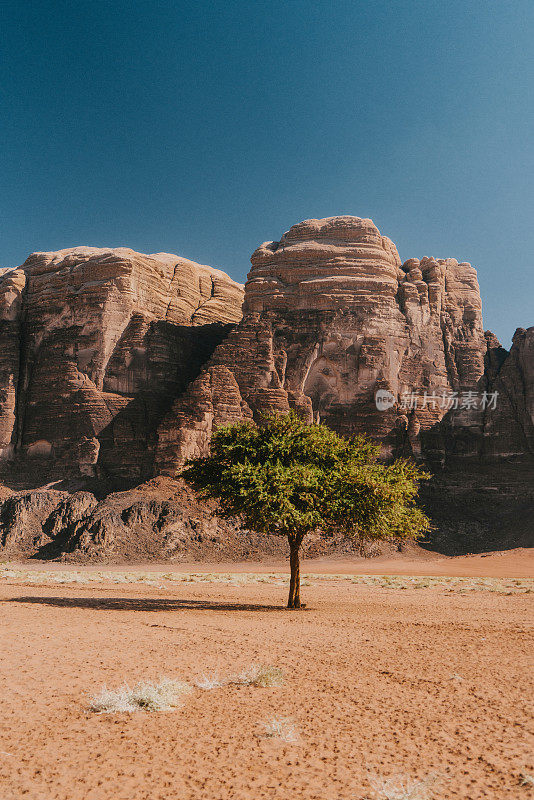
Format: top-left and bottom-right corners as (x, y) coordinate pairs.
(234, 664), (285, 687)
(89, 678), (191, 713)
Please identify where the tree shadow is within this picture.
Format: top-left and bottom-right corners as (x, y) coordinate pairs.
(4, 596), (285, 612)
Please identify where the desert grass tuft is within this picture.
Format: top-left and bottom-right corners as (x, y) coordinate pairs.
(195, 671), (226, 690)
(1, 565), (532, 594)
(367, 774), (437, 800)
(88, 677), (191, 713)
(233, 664), (285, 687)
(261, 716), (299, 743)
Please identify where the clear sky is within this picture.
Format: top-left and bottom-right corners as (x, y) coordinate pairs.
(2, 0), (533, 345)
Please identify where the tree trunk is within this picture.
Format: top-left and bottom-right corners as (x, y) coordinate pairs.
(287, 536), (302, 609)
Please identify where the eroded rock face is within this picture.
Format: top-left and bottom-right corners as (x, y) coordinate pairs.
(0, 219), (532, 561)
(156, 216), (488, 473)
(482, 327), (534, 458)
(0, 268), (26, 462)
(0, 247), (243, 484)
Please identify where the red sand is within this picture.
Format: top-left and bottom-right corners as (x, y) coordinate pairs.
(0, 552), (533, 800)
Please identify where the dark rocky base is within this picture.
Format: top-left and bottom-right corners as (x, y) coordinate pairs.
(1, 461), (532, 562)
(420, 460), (534, 555)
(0, 476), (376, 563)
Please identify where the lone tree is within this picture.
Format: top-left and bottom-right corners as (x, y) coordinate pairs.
(182, 413), (430, 609)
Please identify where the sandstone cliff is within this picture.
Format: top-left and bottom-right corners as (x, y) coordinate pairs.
(482, 327), (534, 458)
(156, 216), (489, 473)
(0, 247), (244, 485)
(1, 220), (532, 560)
(0, 267), (26, 463)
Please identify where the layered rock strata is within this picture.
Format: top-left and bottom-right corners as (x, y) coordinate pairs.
(156, 216), (488, 472)
(0, 247), (243, 484)
(1, 219), (532, 560)
(0, 267), (26, 462)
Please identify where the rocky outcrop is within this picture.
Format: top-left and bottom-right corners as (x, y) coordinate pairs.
(156, 216), (488, 473)
(0, 489), (68, 553)
(0, 248), (243, 485)
(0, 218), (532, 560)
(0, 478), (360, 561)
(436, 327), (534, 461)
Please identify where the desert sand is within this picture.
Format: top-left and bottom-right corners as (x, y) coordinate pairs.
(0, 554), (533, 800)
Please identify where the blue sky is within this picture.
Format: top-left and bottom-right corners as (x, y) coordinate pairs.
(2, 0), (533, 345)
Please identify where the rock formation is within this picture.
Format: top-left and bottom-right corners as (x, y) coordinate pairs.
(0, 218), (532, 560)
(0, 267), (26, 463)
(0, 477), (359, 562)
(0, 247), (243, 485)
(156, 216), (489, 472)
(481, 327), (534, 458)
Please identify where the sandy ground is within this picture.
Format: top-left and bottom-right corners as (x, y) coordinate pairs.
(8, 546), (534, 578)
(0, 558), (533, 800)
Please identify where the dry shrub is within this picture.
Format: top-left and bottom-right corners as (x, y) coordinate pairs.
(89, 678), (191, 713)
(261, 716), (299, 743)
(234, 664), (285, 687)
(195, 672), (225, 690)
(367, 774), (438, 800)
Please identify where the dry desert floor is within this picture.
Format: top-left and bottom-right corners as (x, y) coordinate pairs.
(0, 550), (533, 800)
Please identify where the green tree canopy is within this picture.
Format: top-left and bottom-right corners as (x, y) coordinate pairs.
(182, 413), (430, 608)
